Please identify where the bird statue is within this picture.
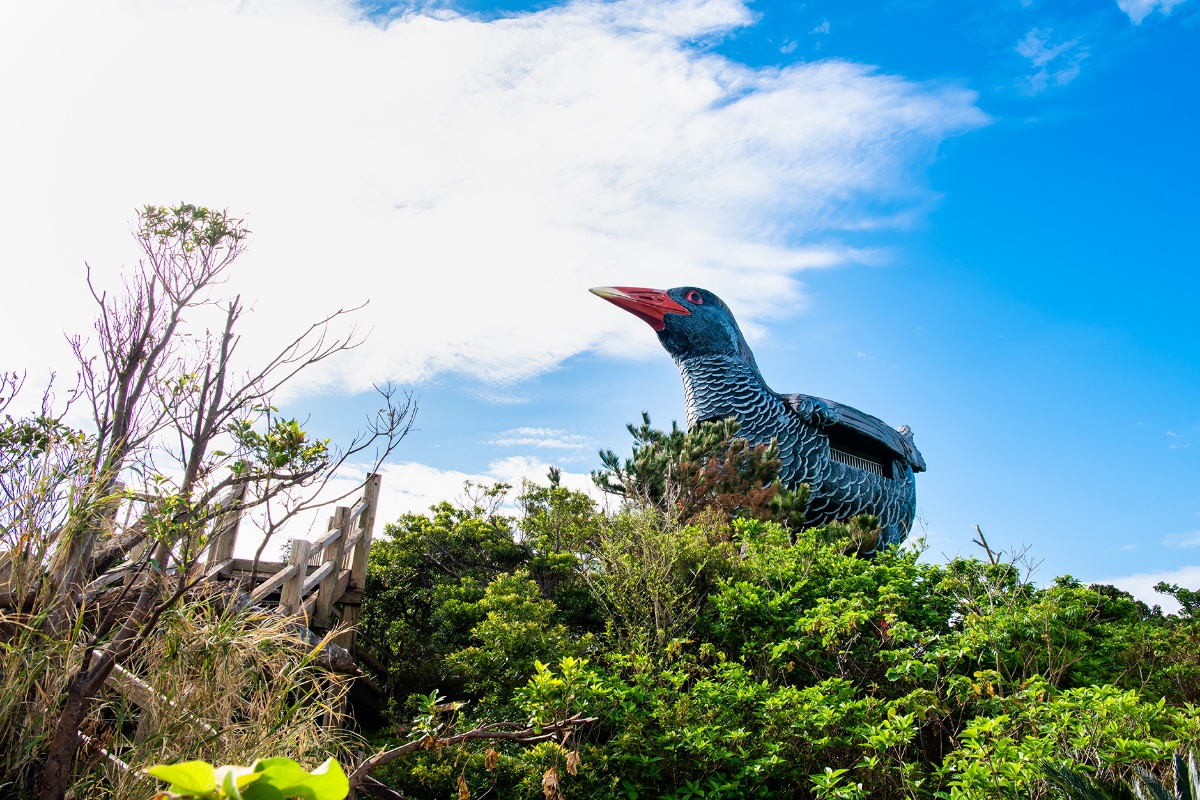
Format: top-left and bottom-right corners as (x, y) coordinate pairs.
(591, 285), (926, 548)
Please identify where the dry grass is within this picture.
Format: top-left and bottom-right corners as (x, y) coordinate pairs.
(0, 607), (85, 796)
(1, 586), (357, 799)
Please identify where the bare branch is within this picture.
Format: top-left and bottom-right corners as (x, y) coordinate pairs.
(350, 714), (597, 786)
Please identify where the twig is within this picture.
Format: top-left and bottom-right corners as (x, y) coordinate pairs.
(349, 714), (598, 786)
(971, 525), (1003, 566)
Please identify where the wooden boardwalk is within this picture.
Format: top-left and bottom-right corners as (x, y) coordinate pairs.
(201, 473), (383, 653)
(93, 473), (392, 753)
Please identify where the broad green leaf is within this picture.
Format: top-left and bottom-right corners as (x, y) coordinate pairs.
(243, 757), (349, 800)
(145, 761), (217, 798)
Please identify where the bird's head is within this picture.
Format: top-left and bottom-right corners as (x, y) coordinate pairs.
(590, 285), (759, 367)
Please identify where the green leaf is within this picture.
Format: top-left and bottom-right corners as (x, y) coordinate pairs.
(243, 758), (348, 800)
(145, 761), (218, 798)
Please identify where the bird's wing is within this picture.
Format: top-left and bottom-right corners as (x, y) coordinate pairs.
(780, 393), (927, 473)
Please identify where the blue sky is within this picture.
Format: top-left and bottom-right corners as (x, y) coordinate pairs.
(1, 0), (1196, 603)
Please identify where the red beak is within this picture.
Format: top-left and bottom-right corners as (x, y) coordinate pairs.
(590, 286), (690, 331)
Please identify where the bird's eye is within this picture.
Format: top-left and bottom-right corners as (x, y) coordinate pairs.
(685, 291), (704, 305)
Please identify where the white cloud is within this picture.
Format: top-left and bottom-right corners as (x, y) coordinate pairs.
(1116, 0), (1190, 24)
(1016, 28), (1087, 93)
(1105, 565), (1200, 614)
(0, 0), (985, 399)
(486, 426), (594, 448)
(1163, 530), (1200, 548)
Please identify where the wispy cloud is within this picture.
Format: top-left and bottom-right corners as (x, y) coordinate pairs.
(0, 0), (986, 398)
(1163, 530), (1200, 548)
(1167, 424), (1199, 449)
(1016, 28), (1088, 93)
(473, 392), (530, 406)
(1116, 0), (1191, 24)
(486, 427), (595, 449)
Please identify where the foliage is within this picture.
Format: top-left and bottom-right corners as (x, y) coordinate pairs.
(593, 414), (809, 529)
(145, 756), (347, 800)
(359, 488), (531, 703)
(1041, 749), (1200, 800)
(444, 571), (589, 713)
(360, 457), (1200, 799)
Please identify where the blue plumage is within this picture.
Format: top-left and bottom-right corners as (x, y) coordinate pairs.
(592, 285), (926, 548)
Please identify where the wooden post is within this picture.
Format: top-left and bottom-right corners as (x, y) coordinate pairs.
(334, 475), (381, 651)
(206, 483), (246, 569)
(350, 474), (381, 592)
(279, 538), (311, 616)
(314, 506), (349, 629)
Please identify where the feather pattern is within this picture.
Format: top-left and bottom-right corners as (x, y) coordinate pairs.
(592, 284), (926, 549)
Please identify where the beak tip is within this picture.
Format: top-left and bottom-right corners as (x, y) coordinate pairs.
(590, 286), (627, 302)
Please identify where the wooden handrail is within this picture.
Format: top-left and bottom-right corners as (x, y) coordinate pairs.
(347, 495), (369, 524)
(249, 564), (297, 601)
(204, 558), (233, 581)
(308, 524), (343, 556)
(302, 561), (335, 596)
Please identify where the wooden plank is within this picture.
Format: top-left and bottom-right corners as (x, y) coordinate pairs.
(204, 558), (233, 581)
(308, 524), (343, 556)
(333, 568), (350, 600)
(106, 663), (155, 708)
(249, 564), (297, 601)
(230, 558), (287, 575)
(87, 566), (131, 594)
(77, 731), (131, 773)
(343, 529), (363, 549)
(347, 495), (370, 527)
(302, 560), (335, 596)
(354, 645), (389, 676)
(300, 569), (350, 620)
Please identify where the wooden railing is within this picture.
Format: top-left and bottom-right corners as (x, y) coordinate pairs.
(201, 473), (382, 649)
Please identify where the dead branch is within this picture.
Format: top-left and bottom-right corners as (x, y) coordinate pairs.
(971, 525), (1002, 566)
(349, 714), (598, 787)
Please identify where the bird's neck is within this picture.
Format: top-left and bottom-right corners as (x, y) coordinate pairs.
(676, 355), (774, 428)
